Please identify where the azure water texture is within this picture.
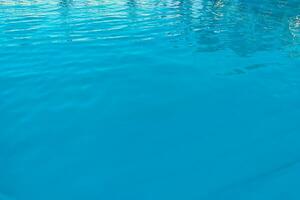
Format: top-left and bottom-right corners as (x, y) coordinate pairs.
(0, 0), (300, 199)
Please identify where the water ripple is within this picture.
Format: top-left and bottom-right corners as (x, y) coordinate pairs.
(1, 1), (300, 199)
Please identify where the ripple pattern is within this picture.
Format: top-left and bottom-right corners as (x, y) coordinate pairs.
(1, 1), (300, 200)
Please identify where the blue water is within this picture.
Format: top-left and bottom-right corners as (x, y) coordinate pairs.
(1, 0), (300, 199)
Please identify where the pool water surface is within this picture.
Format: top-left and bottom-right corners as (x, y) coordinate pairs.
(0, 0), (300, 199)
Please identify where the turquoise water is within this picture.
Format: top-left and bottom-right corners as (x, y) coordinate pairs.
(1, 0), (300, 199)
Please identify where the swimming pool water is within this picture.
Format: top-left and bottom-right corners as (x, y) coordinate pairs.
(1, 0), (300, 199)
